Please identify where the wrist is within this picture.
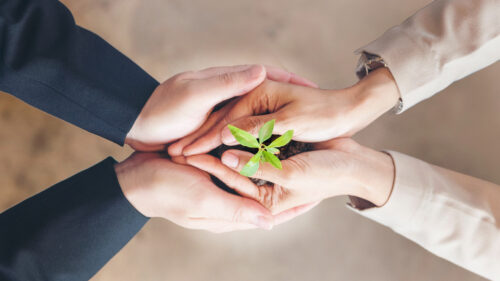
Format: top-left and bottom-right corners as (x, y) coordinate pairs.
(114, 159), (152, 218)
(346, 147), (395, 207)
(360, 151), (395, 206)
(351, 68), (400, 125)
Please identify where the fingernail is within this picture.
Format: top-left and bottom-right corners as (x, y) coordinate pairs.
(253, 216), (273, 230)
(221, 152), (239, 168)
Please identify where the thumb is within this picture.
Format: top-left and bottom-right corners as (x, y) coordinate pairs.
(208, 188), (274, 230)
(185, 154), (262, 203)
(194, 65), (266, 106)
(221, 149), (291, 186)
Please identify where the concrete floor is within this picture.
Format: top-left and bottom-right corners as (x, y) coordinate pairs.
(1, 0), (499, 280)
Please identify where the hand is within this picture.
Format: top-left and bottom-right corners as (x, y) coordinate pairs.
(114, 152), (274, 233)
(173, 67), (399, 156)
(126, 65), (317, 151)
(184, 139), (395, 215)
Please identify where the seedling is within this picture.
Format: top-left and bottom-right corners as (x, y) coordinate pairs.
(227, 119), (293, 177)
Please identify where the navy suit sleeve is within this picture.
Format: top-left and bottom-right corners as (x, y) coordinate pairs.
(0, 0), (159, 145)
(0, 158), (149, 281)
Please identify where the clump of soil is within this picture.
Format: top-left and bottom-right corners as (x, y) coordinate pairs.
(209, 135), (312, 193)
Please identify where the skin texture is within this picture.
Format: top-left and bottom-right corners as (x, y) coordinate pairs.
(127, 64), (318, 152)
(126, 65), (267, 151)
(114, 153), (273, 232)
(119, 65), (319, 232)
(171, 67), (400, 156)
(186, 138), (395, 215)
(115, 152), (321, 231)
(120, 65), (398, 231)
(170, 68), (400, 220)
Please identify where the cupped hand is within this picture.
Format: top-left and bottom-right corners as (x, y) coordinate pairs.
(173, 68), (399, 156)
(114, 152), (274, 233)
(185, 139), (395, 216)
(126, 65), (317, 151)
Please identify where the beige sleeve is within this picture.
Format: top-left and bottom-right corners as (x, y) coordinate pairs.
(356, 0), (500, 112)
(351, 151), (500, 280)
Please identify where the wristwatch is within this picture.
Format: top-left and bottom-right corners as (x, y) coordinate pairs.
(356, 52), (403, 113)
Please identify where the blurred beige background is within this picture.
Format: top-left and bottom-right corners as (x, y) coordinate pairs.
(1, 0), (499, 280)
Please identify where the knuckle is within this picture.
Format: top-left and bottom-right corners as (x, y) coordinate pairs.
(272, 184), (289, 204)
(257, 186), (274, 210)
(249, 91), (271, 115)
(221, 113), (233, 127)
(245, 117), (262, 134)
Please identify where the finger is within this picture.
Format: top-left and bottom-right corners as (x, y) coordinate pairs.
(187, 218), (257, 233)
(182, 118), (228, 156)
(126, 139), (167, 152)
(182, 84), (272, 156)
(183, 79), (282, 156)
(171, 155), (188, 165)
(168, 99), (237, 156)
(220, 149), (290, 186)
(182, 99), (255, 156)
(193, 64), (255, 79)
(273, 201), (321, 225)
(264, 65), (318, 88)
(184, 113), (280, 155)
(289, 73), (319, 88)
(195, 65), (318, 89)
(186, 154), (262, 202)
(202, 187), (274, 230)
(190, 65), (266, 106)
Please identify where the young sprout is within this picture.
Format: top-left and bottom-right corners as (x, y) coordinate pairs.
(227, 119), (293, 177)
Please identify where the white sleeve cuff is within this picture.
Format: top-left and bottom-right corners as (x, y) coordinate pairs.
(348, 151), (430, 232)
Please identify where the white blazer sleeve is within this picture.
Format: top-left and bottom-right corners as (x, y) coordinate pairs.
(357, 0), (500, 112)
(351, 151), (500, 280)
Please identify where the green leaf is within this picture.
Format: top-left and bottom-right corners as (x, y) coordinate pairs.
(258, 119), (275, 144)
(228, 125), (259, 148)
(240, 150), (262, 177)
(266, 147), (280, 154)
(268, 130), (294, 148)
(260, 153), (268, 162)
(240, 162), (259, 177)
(263, 151), (282, 169)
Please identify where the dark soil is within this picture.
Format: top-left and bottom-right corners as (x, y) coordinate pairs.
(209, 135), (312, 193)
